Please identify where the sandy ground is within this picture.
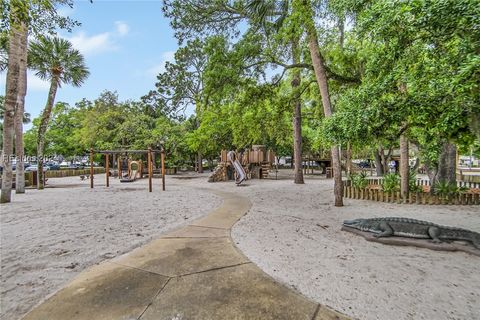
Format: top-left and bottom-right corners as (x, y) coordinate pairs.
(2, 170), (479, 320)
(224, 171), (480, 320)
(0, 174), (221, 320)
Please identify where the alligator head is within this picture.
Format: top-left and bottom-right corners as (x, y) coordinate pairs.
(343, 218), (382, 234)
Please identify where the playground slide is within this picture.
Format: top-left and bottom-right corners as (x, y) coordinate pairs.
(120, 170), (137, 183)
(227, 151), (246, 185)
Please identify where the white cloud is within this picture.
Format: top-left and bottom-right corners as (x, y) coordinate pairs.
(0, 72), (50, 92)
(115, 21), (129, 37)
(147, 51), (176, 76)
(67, 31), (117, 56)
(63, 21), (130, 57)
(27, 72), (50, 91)
(56, 5), (75, 18)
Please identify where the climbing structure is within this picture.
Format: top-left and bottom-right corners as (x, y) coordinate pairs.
(208, 145), (276, 183)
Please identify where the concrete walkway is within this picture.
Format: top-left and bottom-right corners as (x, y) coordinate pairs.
(22, 190), (349, 320)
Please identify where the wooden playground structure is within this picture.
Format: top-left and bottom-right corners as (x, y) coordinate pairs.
(88, 148), (166, 192)
(209, 145), (276, 182)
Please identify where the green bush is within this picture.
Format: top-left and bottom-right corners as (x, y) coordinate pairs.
(350, 171), (368, 189)
(434, 181), (466, 198)
(408, 170), (423, 193)
(382, 173), (400, 192)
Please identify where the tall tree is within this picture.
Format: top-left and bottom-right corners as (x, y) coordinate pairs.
(143, 39), (209, 173)
(244, 0), (304, 184)
(321, 0), (479, 194)
(1, 0), (79, 202)
(297, 0), (343, 206)
(399, 133), (409, 199)
(29, 36), (89, 189)
(14, 22), (28, 194)
(1, 1), (27, 203)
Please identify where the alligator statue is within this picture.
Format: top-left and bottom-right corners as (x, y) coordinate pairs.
(343, 217), (480, 249)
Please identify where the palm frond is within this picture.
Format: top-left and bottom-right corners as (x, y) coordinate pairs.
(28, 35), (89, 86)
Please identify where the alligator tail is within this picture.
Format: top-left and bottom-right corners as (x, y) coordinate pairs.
(473, 233), (480, 250)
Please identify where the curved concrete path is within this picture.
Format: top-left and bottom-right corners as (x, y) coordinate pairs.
(22, 190), (349, 320)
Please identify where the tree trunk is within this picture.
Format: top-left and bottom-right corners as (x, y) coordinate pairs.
(302, 0), (342, 206)
(374, 150), (384, 176)
(208, 158), (214, 171)
(37, 77), (59, 189)
(338, 16), (345, 50)
(437, 142), (457, 185)
(425, 142), (457, 193)
(14, 24), (28, 194)
(399, 134), (409, 199)
(425, 163), (438, 194)
(346, 142), (352, 176)
(378, 145), (393, 174)
(197, 151), (203, 173)
(152, 152), (156, 169)
(291, 37), (304, 184)
(1, 14), (24, 203)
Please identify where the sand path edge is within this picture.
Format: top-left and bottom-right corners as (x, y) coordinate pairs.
(21, 189), (349, 320)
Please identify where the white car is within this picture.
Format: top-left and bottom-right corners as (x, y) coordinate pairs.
(25, 165), (49, 172)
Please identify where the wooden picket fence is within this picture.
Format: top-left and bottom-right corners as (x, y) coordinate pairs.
(45, 168), (105, 178)
(343, 185), (480, 205)
(363, 177), (480, 189)
(23, 168), (106, 186)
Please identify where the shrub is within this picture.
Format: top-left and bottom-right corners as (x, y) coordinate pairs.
(382, 173), (400, 192)
(408, 170), (423, 193)
(434, 181), (465, 199)
(350, 171), (368, 189)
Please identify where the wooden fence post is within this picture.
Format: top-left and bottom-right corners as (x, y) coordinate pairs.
(90, 148), (94, 189)
(148, 148), (152, 192)
(161, 149), (166, 191)
(105, 153), (109, 187)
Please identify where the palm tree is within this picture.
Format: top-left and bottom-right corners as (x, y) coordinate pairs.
(0, 97), (31, 124)
(1, 11), (27, 203)
(0, 96), (32, 125)
(29, 36), (89, 189)
(14, 27), (28, 194)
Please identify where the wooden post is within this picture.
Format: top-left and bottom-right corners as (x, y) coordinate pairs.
(118, 157), (122, 179)
(105, 153), (110, 187)
(90, 148), (94, 188)
(112, 153), (116, 174)
(161, 149), (166, 191)
(148, 148), (152, 192)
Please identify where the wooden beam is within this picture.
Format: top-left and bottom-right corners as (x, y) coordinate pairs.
(118, 156), (122, 179)
(105, 153), (109, 187)
(161, 149), (166, 191)
(93, 149), (163, 154)
(90, 148), (94, 188)
(148, 147), (152, 192)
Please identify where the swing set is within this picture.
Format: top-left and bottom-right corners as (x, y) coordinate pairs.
(88, 147), (166, 192)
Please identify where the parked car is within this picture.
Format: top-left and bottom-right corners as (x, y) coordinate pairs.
(68, 163), (80, 169)
(46, 163), (61, 170)
(25, 165), (49, 172)
(358, 161), (372, 168)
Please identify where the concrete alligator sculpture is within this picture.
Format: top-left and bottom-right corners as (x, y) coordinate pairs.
(343, 217), (480, 249)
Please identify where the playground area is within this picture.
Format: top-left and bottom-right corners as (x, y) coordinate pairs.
(1, 171), (479, 320)
(0, 174), (221, 319)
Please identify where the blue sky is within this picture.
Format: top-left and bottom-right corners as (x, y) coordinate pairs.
(0, 0), (178, 129)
